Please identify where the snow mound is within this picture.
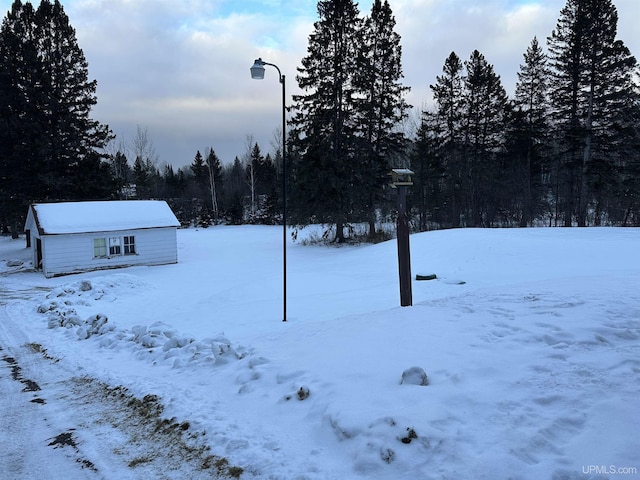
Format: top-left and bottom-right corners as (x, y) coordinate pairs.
(39, 277), (247, 370)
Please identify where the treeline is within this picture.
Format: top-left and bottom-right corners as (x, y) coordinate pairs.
(109, 133), (282, 227)
(99, 0), (640, 234)
(412, 5), (640, 228)
(1, 0), (639, 240)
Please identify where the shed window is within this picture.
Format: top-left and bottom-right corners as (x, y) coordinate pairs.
(93, 238), (107, 258)
(109, 237), (121, 255)
(124, 236), (136, 255)
(94, 235), (136, 258)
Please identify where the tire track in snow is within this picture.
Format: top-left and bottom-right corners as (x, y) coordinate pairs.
(1, 283), (243, 479)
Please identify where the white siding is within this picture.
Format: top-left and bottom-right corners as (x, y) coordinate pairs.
(41, 227), (178, 278)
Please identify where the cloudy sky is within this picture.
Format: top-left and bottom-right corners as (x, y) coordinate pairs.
(2, 0), (639, 169)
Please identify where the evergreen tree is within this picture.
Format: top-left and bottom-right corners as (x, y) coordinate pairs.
(186, 150), (210, 223)
(245, 143), (278, 224)
(132, 155), (151, 198)
(461, 50), (508, 226)
(162, 163), (178, 197)
(145, 158), (162, 198)
(426, 50), (508, 227)
(510, 37), (551, 225)
(110, 150), (132, 198)
(547, 0), (638, 226)
(353, 0), (411, 236)
(0, 0), (112, 232)
(260, 152), (279, 222)
(0, 1), (41, 217)
(246, 143), (262, 218)
(223, 157), (247, 224)
(289, 0), (362, 242)
(69, 151), (116, 200)
(246, 143), (278, 223)
(205, 148), (223, 221)
(35, 0), (113, 197)
(410, 110), (446, 229)
(1, 1), (40, 235)
(430, 52), (465, 226)
(615, 94), (640, 226)
(190, 150), (208, 190)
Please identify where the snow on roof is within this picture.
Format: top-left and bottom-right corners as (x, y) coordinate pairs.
(29, 200), (180, 235)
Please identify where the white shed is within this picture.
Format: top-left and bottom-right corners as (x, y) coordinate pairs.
(24, 200), (180, 278)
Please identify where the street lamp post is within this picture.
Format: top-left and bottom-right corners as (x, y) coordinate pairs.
(250, 58), (287, 322)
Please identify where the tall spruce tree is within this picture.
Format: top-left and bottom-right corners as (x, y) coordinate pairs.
(110, 150), (132, 199)
(132, 156), (151, 199)
(547, 0), (638, 226)
(461, 50), (508, 226)
(426, 50), (508, 227)
(246, 143), (263, 218)
(430, 52), (465, 226)
(0, 0), (112, 233)
(189, 150), (210, 210)
(510, 37), (551, 226)
(223, 157), (248, 224)
(411, 110), (446, 229)
(289, 0), (362, 242)
(1, 1), (41, 234)
(353, 0), (410, 236)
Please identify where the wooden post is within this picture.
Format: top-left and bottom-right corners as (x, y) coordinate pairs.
(396, 185), (412, 307)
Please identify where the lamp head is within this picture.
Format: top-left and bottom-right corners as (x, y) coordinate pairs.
(250, 58), (265, 80)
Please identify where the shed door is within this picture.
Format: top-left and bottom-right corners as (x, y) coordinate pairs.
(36, 238), (43, 270)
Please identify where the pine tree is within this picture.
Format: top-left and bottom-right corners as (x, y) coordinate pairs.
(353, 0), (411, 236)
(260, 153), (279, 222)
(223, 157), (247, 224)
(132, 156), (151, 199)
(410, 110), (446, 229)
(547, 0), (638, 226)
(289, 0), (362, 242)
(461, 50), (508, 226)
(69, 151), (116, 200)
(0, 1), (43, 234)
(0, 0), (112, 229)
(190, 150), (207, 187)
(35, 0), (113, 197)
(205, 148), (223, 221)
(430, 52), (465, 226)
(510, 37), (551, 226)
(162, 164), (178, 198)
(187, 149), (210, 221)
(110, 150), (132, 198)
(246, 143), (263, 218)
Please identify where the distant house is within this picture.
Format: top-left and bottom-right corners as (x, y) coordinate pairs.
(24, 200), (180, 278)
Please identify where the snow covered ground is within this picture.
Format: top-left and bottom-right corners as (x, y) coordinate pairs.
(1, 226), (639, 479)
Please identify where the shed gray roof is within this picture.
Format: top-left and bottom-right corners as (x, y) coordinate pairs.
(27, 200), (180, 235)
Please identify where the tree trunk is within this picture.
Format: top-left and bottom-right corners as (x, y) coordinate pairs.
(577, 91), (594, 227)
(335, 221), (345, 243)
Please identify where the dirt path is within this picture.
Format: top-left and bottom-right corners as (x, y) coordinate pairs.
(0, 284), (242, 480)
(0, 285), (99, 480)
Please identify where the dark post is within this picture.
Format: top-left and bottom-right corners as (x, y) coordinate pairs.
(280, 73), (287, 322)
(250, 58), (288, 322)
(396, 185), (412, 306)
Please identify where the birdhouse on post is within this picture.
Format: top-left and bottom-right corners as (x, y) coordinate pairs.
(390, 168), (414, 307)
(389, 168), (414, 188)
